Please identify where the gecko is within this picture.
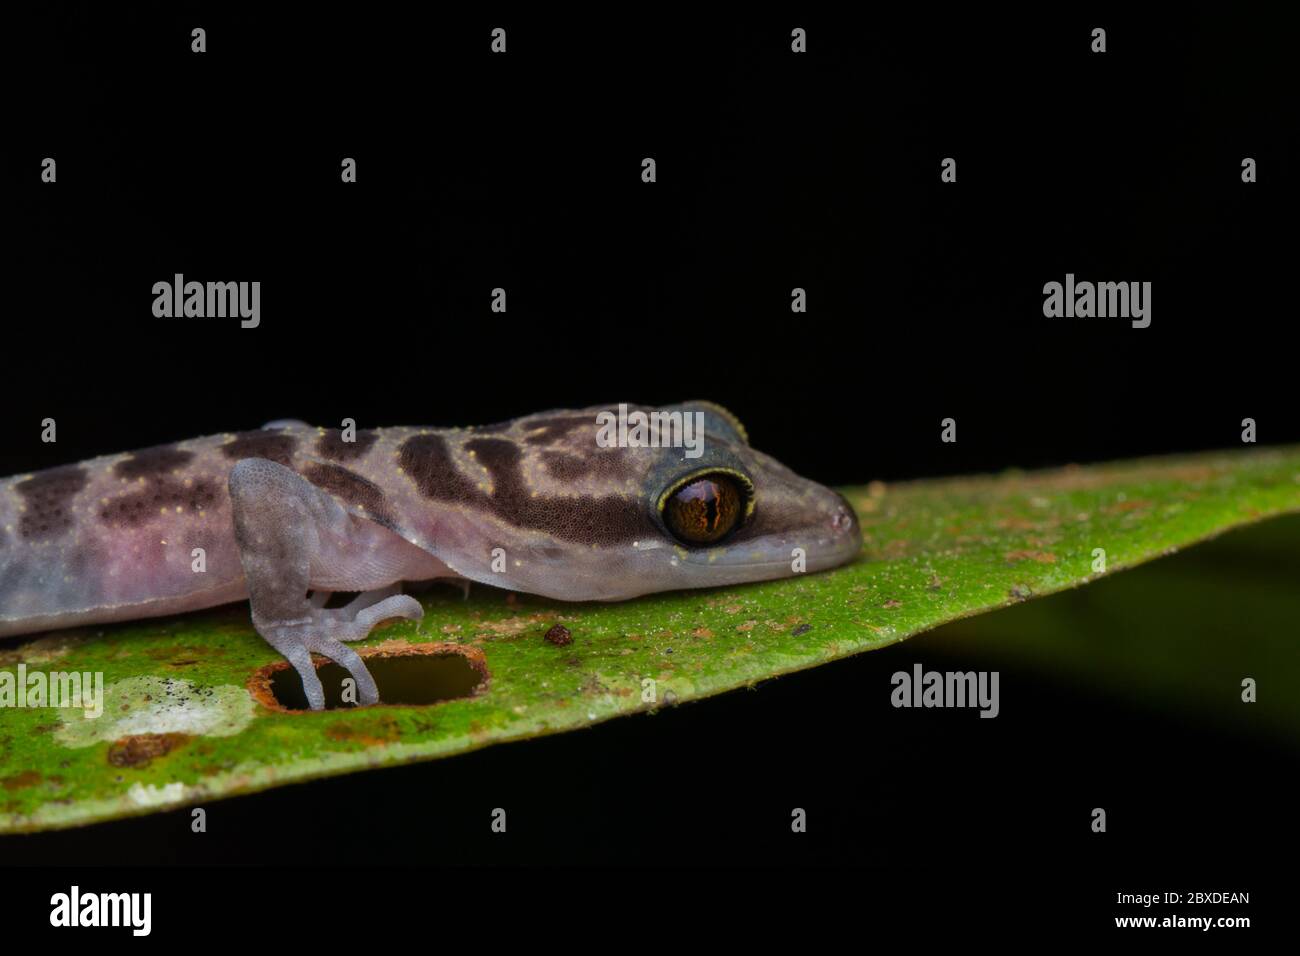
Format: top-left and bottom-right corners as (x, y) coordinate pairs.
(0, 402), (861, 709)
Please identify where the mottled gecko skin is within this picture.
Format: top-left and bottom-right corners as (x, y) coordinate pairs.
(0, 402), (860, 708)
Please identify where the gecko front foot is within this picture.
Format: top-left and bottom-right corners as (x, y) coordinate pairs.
(229, 458), (425, 710)
(259, 592), (424, 709)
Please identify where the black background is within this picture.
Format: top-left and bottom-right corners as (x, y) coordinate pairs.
(7, 4), (1294, 482)
(1, 1), (1293, 928)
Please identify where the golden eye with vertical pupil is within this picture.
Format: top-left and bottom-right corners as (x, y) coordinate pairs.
(662, 474), (744, 545)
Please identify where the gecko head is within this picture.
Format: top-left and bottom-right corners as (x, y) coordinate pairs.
(464, 401), (861, 600)
(627, 400), (862, 596)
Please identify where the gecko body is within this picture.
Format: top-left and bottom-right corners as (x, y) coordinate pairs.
(0, 402), (860, 708)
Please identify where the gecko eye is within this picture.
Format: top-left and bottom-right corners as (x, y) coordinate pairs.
(661, 473), (746, 545)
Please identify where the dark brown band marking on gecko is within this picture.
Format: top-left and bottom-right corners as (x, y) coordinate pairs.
(113, 445), (195, 479)
(315, 429), (378, 463)
(104, 444), (220, 528)
(399, 434), (649, 545)
(398, 434), (481, 501)
(467, 437), (649, 545)
(100, 476), (222, 528)
(16, 466), (89, 540)
(301, 463), (397, 529)
(540, 449), (633, 481)
(222, 431), (298, 467)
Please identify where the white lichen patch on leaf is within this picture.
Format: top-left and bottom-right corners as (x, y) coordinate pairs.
(55, 675), (255, 746)
(127, 781), (187, 807)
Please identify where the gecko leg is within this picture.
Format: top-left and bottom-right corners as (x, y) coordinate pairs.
(229, 458), (423, 710)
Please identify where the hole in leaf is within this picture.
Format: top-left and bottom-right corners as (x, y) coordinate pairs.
(252, 643), (489, 712)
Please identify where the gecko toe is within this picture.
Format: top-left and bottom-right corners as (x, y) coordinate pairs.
(280, 643), (327, 711)
(306, 637), (380, 705)
(353, 594), (424, 632)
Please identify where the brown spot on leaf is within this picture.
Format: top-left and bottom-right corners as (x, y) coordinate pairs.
(107, 733), (189, 768)
(1, 770), (41, 791)
(476, 613), (554, 641)
(544, 624), (573, 646)
(995, 516), (1038, 531)
(325, 716), (401, 746)
(1103, 499), (1155, 514)
(1005, 550), (1058, 564)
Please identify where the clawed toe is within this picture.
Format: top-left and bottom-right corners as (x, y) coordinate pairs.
(353, 594), (424, 632)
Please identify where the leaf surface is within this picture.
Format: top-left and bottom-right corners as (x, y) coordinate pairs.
(2, 446), (1298, 831)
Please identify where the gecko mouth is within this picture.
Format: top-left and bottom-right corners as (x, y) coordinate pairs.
(249, 641), (489, 712)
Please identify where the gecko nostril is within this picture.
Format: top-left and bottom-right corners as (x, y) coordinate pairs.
(829, 492), (859, 536)
(250, 641), (490, 712)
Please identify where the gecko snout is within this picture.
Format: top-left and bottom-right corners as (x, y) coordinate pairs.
(828, 492), (861, 543)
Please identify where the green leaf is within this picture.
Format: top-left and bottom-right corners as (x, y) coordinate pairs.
(2, 445), (1298, 832)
